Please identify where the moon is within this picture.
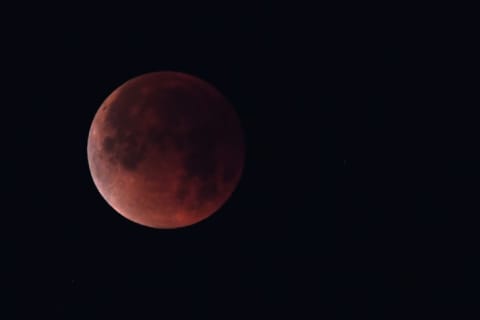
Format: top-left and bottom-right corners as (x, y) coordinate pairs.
(87, 71), (245, 229)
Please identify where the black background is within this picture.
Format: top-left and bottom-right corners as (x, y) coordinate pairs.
(8, 4), (479, 319)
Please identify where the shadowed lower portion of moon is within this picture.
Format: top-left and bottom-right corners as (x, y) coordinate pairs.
(87, 72), (245, 228)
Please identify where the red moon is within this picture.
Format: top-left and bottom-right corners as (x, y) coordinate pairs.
(87, 71), (245, 229)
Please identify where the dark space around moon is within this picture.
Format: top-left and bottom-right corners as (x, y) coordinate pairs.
(8, 4), (479, 319)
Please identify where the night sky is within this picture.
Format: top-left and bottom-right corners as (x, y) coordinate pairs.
(10, 4), (478, 319)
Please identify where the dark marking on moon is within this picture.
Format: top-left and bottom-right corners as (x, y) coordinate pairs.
(175, 183), (189, 203)
(102, 136), (116, 152)
(222, 164), (238, 185)
(197, 178), (218, 203)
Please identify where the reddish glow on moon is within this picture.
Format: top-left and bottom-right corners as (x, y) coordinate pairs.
(87, 71), (245, 229)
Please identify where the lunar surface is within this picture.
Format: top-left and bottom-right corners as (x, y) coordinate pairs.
(87, 71), (245, 228)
